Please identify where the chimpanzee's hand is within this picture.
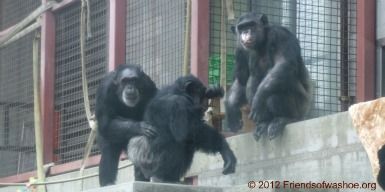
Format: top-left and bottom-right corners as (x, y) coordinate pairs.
(205, 84), (224, 98)
(139, 122), (158, 138)
(221, 148), (237, 175)
(248, 98), (262, 123)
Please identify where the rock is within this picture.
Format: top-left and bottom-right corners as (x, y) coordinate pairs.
(348, 97), (385, 180)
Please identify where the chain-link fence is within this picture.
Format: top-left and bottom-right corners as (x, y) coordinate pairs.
(54, 0), (107, 164)
(0, 0), (359, 179)
(126, 0), (187, 88)
(0, 32), (38, 177)
(0, 0), (42, 179)
(208, 0), (357, 119)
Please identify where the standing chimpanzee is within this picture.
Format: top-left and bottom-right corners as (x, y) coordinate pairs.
(225, 12), (312, 141)
(378, 144), (385, 190)
(96, 64), (158, 186)
(127, 75), (237, 183)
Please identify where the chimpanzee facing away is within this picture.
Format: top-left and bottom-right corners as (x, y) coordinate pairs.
(378, 144), (385, 189)
(127, 75), (237, 183)
(96, 64), (158, 186)
(225, 12), (312, 141)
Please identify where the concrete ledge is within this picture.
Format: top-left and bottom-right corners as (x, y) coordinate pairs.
(0, 112), (377, 192)
(187, 112), (374, 186)
(82, 182), (222, 192)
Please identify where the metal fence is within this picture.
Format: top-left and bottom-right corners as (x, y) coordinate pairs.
(54, 0), (107, 164)
(0, 32), (37, 177)
(208, 0), (357, 119)
(0, 0), (41, 31)
(0, 0), (358, 178)
(0, 0), (41, 179)
(126, 0), (187, 88)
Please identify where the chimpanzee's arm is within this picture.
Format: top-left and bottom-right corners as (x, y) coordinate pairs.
(195, 123), (237, 174)
(234, 48), (250, 85)
(248, 57), (298, 122)
(224, 48), (250, 132)
(98, 115), (156, 143)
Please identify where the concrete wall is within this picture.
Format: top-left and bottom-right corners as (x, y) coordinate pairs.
(0, 112), (380, 192)
(187, 112), (375, 187)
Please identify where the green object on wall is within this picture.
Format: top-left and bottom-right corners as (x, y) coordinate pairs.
(208, 54), (235, 85)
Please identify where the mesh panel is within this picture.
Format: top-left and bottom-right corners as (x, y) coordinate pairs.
(0, 32), (37, 177)
(54, 0), (107, 164)
(126, 0), (186, 88)
(0, 0), (41, 30)
(209, 0), (357, 118)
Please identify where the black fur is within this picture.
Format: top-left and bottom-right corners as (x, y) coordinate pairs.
(225, 12), (312, 141)
(128, 75), (236, 183)
(96, 64), (157, 186)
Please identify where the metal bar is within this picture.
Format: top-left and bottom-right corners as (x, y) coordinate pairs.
(190, 0), (210, 85)
(0, 1), (55, 45)
(0, 145), (35, 152)
(33, 31), (46, 192)
(0, 21), (41, 48)
(340, 0), (350, 110)
(40, 0), (56, 164)
(52, 0), (79, 12)
(356, 0), (376, 102)
(108, 0), (127, 71)
(4, 106), (9, 146)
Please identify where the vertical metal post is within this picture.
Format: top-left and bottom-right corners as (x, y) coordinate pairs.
(340, 0), (350, 110)
(33, 31), (46, 192)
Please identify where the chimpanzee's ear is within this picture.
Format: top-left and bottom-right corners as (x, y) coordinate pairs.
(260, 14), (268, 25)
(230, 25), (236, 34)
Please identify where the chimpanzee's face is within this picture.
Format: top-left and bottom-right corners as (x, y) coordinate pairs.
(236, 13), (268, 50)
(115, 68), (141, 107)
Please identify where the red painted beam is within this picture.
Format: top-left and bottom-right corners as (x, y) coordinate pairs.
(190, 0), (210, 85)
(49, 155), (101, 175)
(0, 155), (102, 183)
(108, 0), (127, 71)
(0, 171), (36, 183)
(41, 0), (56, 164)
(356, 0), (376, 102)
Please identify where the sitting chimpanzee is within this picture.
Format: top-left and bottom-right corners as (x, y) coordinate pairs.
(378, 144), (385, 189)
(225, 12), (312, 141)
(127, 75), (237, 183)
(96, 64), (158, 186)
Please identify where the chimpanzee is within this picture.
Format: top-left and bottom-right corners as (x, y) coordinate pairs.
(378, 144), (385, 189)
(225, 12), (312, 141)
(127, 75), (237, 183)
(95, 64), (158, 186)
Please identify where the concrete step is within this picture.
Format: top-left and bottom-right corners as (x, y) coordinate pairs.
(82, 182), (337, 192)
(82, 182), (222, 192)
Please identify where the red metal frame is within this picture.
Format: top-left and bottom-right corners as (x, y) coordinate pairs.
(356, 0), (376, 102)
(40, 0), (56, 165)
(0, 0), (378, 184)
(190, 0), (210, 85)
(108, 0), (126, 71)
